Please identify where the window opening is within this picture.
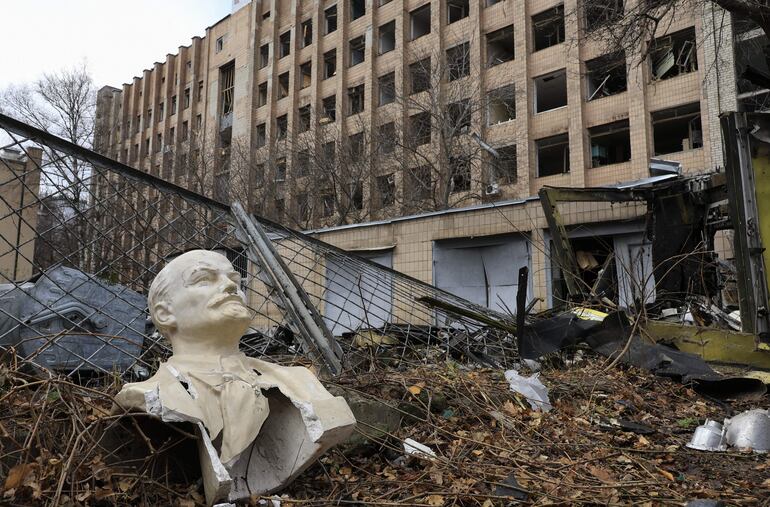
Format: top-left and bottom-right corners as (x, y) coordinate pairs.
(537, 133), (570, 176)
(589, 119), (631, 167)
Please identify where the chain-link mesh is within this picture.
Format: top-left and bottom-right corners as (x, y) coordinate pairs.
(0, 112), (519, 380)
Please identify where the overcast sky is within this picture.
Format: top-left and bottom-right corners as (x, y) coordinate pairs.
(0, 1), (233, 90)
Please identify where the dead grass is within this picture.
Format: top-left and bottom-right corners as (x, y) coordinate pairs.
(1, 350), (768, 506)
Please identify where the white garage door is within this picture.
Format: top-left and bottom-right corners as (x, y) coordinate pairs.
(323, 250), (393, 336)
(433, 235), (530, 314)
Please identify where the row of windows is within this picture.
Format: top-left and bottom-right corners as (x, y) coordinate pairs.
(536, 102), (703, 177)
(127, 80), (204, 135)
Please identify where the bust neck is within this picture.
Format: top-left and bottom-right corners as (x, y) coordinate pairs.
(168, 333), (242, 360)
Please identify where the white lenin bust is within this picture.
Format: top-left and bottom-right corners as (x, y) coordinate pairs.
(115, 250), (355, 505)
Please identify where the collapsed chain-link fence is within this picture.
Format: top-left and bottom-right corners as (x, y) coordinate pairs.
(0, 112), (520, 382)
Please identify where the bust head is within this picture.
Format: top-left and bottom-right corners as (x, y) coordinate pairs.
(148, 250), (252, 355)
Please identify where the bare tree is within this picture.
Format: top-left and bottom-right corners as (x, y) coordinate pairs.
(390, 40), (521, 213)
(1, 64), (97, 271)
(577, 0), (770, 88)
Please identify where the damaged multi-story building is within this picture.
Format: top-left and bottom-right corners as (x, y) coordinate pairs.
(94, 0), (757, 315)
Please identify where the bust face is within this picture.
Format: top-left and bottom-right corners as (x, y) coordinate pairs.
(161, 251), (252, 342)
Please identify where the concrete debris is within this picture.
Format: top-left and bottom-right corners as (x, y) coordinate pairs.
(403, 438), (437, 458)
(504, 369), (552, 412)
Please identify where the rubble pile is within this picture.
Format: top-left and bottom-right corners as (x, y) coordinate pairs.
(3, 348), (767, 506)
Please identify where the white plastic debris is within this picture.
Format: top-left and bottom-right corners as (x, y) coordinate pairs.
(504, 369), (552, 412)
(403, 438), (437, 458)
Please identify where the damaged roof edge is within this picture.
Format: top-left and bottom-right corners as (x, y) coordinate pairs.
(305, 173), (683, 236)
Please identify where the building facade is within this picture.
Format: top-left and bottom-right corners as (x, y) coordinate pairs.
(95, 0), (744, 311)
(0, 148), (42, 283)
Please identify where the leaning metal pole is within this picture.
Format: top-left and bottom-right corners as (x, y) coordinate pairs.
(231, 201), (344, 375)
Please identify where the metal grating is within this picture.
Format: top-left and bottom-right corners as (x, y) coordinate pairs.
(0, 112), (520, 379)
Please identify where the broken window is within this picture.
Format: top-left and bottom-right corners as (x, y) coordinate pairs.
(410, 112), (431, 146)
(301, 19), (313, 47)
(184, 87), (190, 109)
(323, 141), (335, 165)
(349, 132), (364, 158)
(298, 105), (311, 132)
(276, 114), (288, 139)
(296, 150), (310, 177)
(196, 114), (202, 130)
(406, 166), (432, 201)
(534, 69), (567, 113)
(536, 133), (569, 176)
(275, 157), (287, 181)
(255, 123), (266, 147)
(321, 192), (335, 217)
(379, 122), (396, 154)
(278, 72), (290, 99)
(487, 84), (516, 125)
(447, 42), (470, 81)
(447, 0), (469, 24)
(258, 82), (268, 107)
(156, 133), (162, 152)
(585, 0), (623, 32)
(448, 99), (471, 133)
(294, 150), (310, 177)
(532, 5), (565, 52)
(322, 95), (336, 122)
(260, 43), (270, 68)
(650, 27), (697, 80)
(735, 34), (770, 111)
(651, 102), (702, 155)
(733, 11), (761, 36)
(589, 119), (631, 167)
(379, 72), (395, 106)
(349, 36), (366, 67)
(450, 156), (471, 192)
(171, 95), (178, 115)
(379, 20), (396, 54)
(325, 5), (338, 34)
(410, 4), (431, 40)
(320, 51), (335, 81)
(254, 163), (265, 187)
(410, 58), (431, 94)
(349, 180), (364, 209)
(216, 35), (225, 53)
(586, 52), (627, 100)
(300, 61), (312, 88)
(492, 144), (517, 184)
(279, 31), (291, 59)
(219, 62), (234, 116)
(274, 198), (285, 218)
(486, 25), (515, 67)
(376, 173), (396, 207)
(297, 194), (310, 221)
(351, 0), (366, 20)
(198, 80), (204, 102)
(348, 84), (364, 115)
